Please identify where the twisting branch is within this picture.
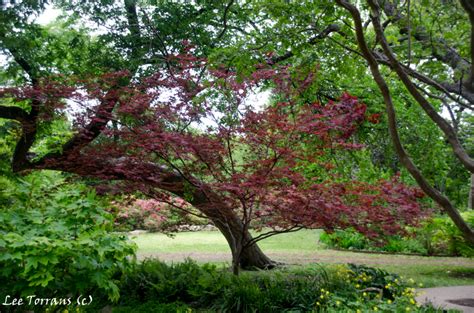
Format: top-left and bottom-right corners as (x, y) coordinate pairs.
(217, 0), (235, 40)
(377, 1), (474, 100)
(29, 88), (122, 170)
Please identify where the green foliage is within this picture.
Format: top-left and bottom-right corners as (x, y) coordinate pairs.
(118, 259), (230, 307)
(0, 119), (20, 175)
(110, 259), (440, 312)
(320, 228), (426, 255)
(0, 171), (136, 303)
(417, 212), (474, 257)
(111, 301), (191, 313)
(321, 212), (474, 257)
(319, 228), (370, 250)
(29, 117), (74, 159)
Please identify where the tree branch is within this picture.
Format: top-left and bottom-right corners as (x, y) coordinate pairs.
(216, 0), (235, 40)
(460, 0), (474, 91)
(124, 0), (142, 61)
(269, 24), (341, 64)
(0, 105), (29, 122)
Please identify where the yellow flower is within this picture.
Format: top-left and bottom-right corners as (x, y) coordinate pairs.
(355, 284), (360, 288)
(373, 306), (378, 311)
(387, 299), (392, 304)
(405, 307), (411, 312)
(316, 302), (320, 306)
(336, 300), (341, 306)
(363, 292), (367, 297)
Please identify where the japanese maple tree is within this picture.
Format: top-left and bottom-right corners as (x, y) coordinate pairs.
(1, 53), (426, 273)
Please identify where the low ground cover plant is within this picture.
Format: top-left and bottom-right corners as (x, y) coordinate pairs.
(79, 260), (444, 312)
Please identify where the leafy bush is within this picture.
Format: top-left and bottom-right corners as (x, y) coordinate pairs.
(320, 212), (474, 257)
(418, 212), (474, 257)
(0, 171), (136, 304)
(383, 236), (426, 254)
(319, 227), (371, 250)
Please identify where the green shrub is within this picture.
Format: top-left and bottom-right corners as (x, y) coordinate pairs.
(319, 227), (371, 250)
(425, 212), (474, 257)
(0, 171), (136, 305)
(321, 212), (474, 257)
(382, 236), (426, 254)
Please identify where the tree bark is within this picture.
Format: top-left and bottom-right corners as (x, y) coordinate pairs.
(470, 174), (474, 210)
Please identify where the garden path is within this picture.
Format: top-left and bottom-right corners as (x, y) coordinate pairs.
(416, 285), (474, 313)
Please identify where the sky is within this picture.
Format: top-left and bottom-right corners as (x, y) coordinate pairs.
(35, 5), (61, 25)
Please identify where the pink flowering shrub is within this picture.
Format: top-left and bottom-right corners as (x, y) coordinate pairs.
(111, 196), (207, 232)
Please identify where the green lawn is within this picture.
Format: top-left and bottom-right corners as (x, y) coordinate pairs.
(132, 229), (323, 254)
(130, 229), (474, 288)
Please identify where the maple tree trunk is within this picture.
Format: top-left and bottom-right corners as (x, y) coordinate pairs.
(206, 209), (277, 271)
